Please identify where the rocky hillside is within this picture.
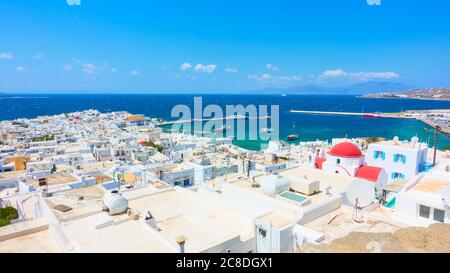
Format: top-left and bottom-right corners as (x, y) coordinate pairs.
(364, 88), (450, 100)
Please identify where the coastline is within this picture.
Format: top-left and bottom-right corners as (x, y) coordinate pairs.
(290, 108), (450, 137)
(1, 94), (449, 149)
(360, 95), (450, 101)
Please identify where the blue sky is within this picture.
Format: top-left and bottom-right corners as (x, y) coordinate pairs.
(0, 0), (449, 92)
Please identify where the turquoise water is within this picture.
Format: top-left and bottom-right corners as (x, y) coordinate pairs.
(1, 94), (449, 150)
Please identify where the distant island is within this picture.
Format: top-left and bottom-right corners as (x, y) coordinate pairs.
(363, 88), (450, 101)
(247, 81), (413, 95)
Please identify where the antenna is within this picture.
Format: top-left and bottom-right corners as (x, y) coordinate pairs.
(346, 180), (376, 223)
(442, 187), (450, 209)
(433, 126), (441, 167)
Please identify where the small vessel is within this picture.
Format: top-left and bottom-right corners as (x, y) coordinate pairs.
(260, 127), (272, 133)
(363, 114), (380, 119)
(361, 106), (380, 119)
(287, 122), (299, 141)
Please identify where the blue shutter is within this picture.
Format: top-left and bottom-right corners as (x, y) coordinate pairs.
(374, 151), (378, 159)
(381, 152), (386, 160)
(391, 173), (396, 180)
(394, 154), (398, 162)
(402, 155), (406, 164)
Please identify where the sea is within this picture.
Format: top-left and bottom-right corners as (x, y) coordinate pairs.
(0, 93), (449, 150)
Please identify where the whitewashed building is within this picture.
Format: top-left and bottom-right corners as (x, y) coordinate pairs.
(366, 137), (428, 181)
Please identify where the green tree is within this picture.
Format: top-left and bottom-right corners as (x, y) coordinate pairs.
(0, 207), (19, 227)
(143, 140), (164, 153)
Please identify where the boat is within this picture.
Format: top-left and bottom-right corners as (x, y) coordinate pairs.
(260, 127), (272, 133)
(363, 114), (380, 118)
(361, 106), (380, 118)
(287, 122), (299, 141)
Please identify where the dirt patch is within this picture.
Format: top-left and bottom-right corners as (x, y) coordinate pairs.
(299, 223), (450, 253)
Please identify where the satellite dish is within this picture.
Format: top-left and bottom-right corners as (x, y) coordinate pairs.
(346, 180), (376, 223)
(442, 187), (450, 207)
(346, 180), (376, 208)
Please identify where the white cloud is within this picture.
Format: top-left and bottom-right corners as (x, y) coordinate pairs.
(180, 62), (192, 71)
(319, 69), (399, 80)
(62, 64), (72, 71)
(266, 64), (279, 71)
(249, 74), (274, 81)
(249, 74), (301, 83)
(279, 75), (302, 81)
(111, 68), (116, 73)
(194, 64), (217, 74)
(33, 53), (43, 60)
(321, 69), (348, 78)
(367, 0), (381, 6)
(0, 52), (13, 60)
(350, 71), (399, 80)
(67, 0), (81, 6)
(16, 66), (25, 72)
(180, 62), (218, 73)
(81, 63), (100, 74)
(130, 70), (140, 76)
(225, 67), (239, 73)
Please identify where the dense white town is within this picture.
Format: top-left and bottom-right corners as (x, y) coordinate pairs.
(0, 110), (449, 253)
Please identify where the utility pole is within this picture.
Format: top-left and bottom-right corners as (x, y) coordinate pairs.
(433, 126), (441, 167)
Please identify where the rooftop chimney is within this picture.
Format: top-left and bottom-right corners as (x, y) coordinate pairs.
(176, 235), (187, 253)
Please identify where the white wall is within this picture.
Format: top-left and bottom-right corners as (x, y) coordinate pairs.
(367, 143), (427, 180)
(396, 191), (450, 225)
(298, 195), (342, 224)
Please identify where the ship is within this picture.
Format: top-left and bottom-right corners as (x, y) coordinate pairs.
(287, 122), (298, 141)
(363, 114), (380, 118)
(361, 106), (380, 118)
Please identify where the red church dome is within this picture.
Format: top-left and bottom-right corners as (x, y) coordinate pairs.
(328, 142), (363, 158)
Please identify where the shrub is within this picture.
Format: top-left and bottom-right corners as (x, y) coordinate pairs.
(142, 140), (164, 153)
(0, 207), (19, 227)
(32, 135), (54, 142)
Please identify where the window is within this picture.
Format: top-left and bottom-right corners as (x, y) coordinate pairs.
(336, 158), (341, 164)
(258, 228), (267, 238)
(374, 151), (386, 160)
(433, 209), (445, 223)
(183, 179), (191, 187)
(391, 172), (405, 180)
(394, 154), (407, 164)
(419, 205), (430, 219)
